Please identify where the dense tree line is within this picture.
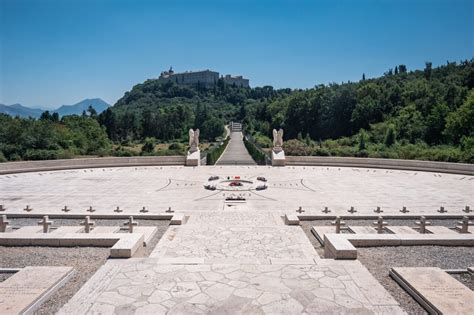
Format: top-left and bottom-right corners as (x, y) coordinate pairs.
(0, 108), (110, 161)
(244, 60), (474, 162)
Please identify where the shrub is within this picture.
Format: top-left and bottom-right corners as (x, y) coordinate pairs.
(207, 137), (230, 165)
(243, 136), (267, 165)
(384, 124), (396, 147)
(0, 151), (7, 163)
(168, 143), (183, 150)
(141, 137), (156, 153)
(283, 139), (311, 156)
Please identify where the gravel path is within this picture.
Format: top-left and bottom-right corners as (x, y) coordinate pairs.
(0, 219), (170, 314)
(300, 220), (474, 315)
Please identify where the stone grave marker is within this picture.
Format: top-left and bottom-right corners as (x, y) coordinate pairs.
(0, 204), (6, 212)
(437, 206), (447, 213)
(322, 206), (331, 213)
(86, 206), (95, 213)
(37, 216), (53, 233)
(0, 215), (10, 232)
(347, 206), (357, 214)
(457, 216), (473, 233)
(24, 205), (33, 212)
(331, 216), (345, 233)
(80, 216), (95, 233)
(373, 216), (388, 234)
(124, 216), (138, 233)
(114, 206), (122, 213)
(400, 206), (409, 213)
(0, 266), (74, 315)
(61, 206), (71, 213)
(390, 267), (474, 314)
(415, 216), (431, 234)
(374, 206), (383, 213)
(139, 206), (148, 213)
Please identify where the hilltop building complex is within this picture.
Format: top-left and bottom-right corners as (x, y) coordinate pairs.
(159, 67), (249, 88)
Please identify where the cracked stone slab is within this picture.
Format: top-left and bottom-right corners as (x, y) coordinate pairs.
(59, 260), (403, 314)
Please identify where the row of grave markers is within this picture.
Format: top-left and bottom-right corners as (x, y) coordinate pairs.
(329, 215), (473, 234)
(0, 205), (175, 213)
(294, 205), (471, 214)
(0, 215), (142, 234)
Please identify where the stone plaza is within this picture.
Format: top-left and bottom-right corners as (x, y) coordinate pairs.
(0, 133), (473, 314)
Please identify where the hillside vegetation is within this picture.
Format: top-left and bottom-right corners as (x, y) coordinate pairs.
(0, 60), (472, 163)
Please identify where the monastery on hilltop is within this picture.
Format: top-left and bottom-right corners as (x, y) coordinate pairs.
(159, 67), (250, 88)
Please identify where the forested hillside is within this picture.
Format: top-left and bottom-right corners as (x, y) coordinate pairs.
(1, 60), (473, 163)
(244, 60), (473, 162)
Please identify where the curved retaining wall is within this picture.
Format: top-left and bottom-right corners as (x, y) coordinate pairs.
(286, 156), (474, 175)
(0, 156), (186, 175)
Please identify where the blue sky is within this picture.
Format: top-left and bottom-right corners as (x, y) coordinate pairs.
(1, 0), (473, 108)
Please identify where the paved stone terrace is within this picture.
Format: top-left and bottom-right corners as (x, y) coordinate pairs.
(0, 165), (472, 215)
(216, 132), (256, 165)
(60, 211), (404, 314)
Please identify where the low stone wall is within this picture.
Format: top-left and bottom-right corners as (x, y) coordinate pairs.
(0, 156), (186, 175)
(286, 156), (474, 175)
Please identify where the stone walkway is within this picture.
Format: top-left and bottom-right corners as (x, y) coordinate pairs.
(60, 211), (404, 314)
(216, 132), (256, 165)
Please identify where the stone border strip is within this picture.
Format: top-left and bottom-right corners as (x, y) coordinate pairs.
(317, 231), (474, 259)
(0, 156), (186, 175)
(1, 212), (178, 221)
(286, 156), (474, 175)
(0, 232), (144, 258)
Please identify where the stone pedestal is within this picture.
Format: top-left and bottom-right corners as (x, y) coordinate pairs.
(271, 150), (285, 166)
(186, 150), (201, 166)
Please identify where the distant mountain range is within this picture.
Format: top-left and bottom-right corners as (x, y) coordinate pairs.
(0, 98), (110, 118)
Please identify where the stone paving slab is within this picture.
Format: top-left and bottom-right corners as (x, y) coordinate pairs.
(12, 226), (43, 233)
(50, 226), (84, 235)
(90, 226), (121, 234)
(390, 267), (474, 314)
(311, 226), (340, 245)
(151, 225), (319, 263)
(1, 165), (471, 214)
(348, 226), (377, 234)
(0, 266), (74, 315)
(425, 226), (459, 234)
(386, 226), (418, 234)
(59, 259), (404, 314)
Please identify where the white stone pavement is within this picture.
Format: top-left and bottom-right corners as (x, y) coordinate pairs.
(60, 211), (404, 314)
(0, 165), (472, 215)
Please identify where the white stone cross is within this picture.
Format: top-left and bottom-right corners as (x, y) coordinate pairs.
(24, 205), (33, 212)
(0, 204), (6, 212)
(458, 216), (473, 233)
(61, 206), (71, 213)
(124, 216), (138, 233)
(373, 216), (388, 234)
(86, 206), (95, 213)
(437, 206), (447, 213)
(80, 216), (95, 233)
(0, 215), (10, 232)
(37, 216), (53, 233)
(374, 206), (383, 213)
(400, 206), (409, 213)
(322, 207), (331, 213)
(139, 206), (148, 213)
(347, 206), (357, 214)
(415, 216), (431, 234)
(296, 206), (305, 214)
(462, 206), (472, 213)
(114, 206), (123, 213)
(166, 207), (174, 213)
(331, 216), (346, 234)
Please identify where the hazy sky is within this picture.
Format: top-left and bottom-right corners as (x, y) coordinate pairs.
(1, 0), (473, 108)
